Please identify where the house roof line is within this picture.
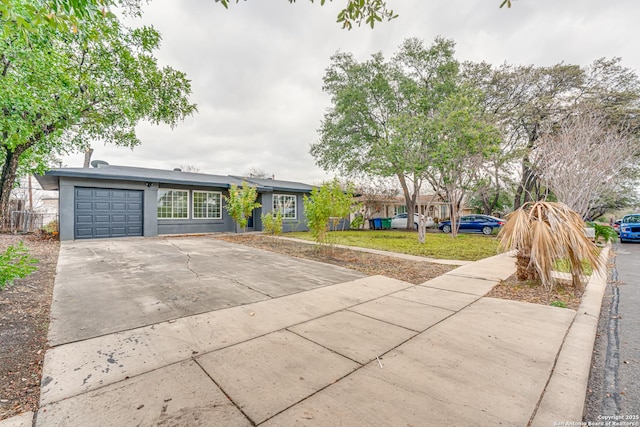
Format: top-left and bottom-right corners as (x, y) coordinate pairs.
(35, 165), (315, 193)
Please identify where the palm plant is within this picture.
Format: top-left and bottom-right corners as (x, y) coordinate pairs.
(498, 201), (602, 291)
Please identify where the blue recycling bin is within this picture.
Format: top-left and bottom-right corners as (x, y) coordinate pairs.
(373, 218), (382, 230)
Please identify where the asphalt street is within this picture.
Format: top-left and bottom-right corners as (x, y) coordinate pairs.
(584, 241), (640, 424)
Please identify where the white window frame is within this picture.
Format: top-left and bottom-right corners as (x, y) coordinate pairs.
(394, 205), (407, 215)
(273, 194), (297, 220)
(157, 189), (189, 219)
(440, 205), (448, 220)
(192, 191), (222, 220)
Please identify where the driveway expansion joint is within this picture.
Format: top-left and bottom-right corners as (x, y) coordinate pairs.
(191, 358), (256, 426)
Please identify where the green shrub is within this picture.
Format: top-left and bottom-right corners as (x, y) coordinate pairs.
(587, 222), (618, 243)
(0, 242), (38, 291)
(224, 181), (261, 232)
(303, 179), (357, 245)
(350, 215), (364, 229)
(261, 210), (283, 235)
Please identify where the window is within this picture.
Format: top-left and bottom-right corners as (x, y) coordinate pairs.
(193, 191), (222, 219)
(273, 194), (297, 219)
(394, 205), (407, 215)
(157, 189), (189, 219)
(440, 205), (448, 220)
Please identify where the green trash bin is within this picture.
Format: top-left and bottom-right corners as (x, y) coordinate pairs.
(381, 218), (391, 230)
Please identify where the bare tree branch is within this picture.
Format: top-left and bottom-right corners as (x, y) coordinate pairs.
(532, 109), (639, 219)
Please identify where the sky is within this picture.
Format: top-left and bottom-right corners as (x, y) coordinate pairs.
(60, 0), (640, 184)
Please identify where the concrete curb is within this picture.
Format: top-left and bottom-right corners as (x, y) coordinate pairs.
(530, 246), (611, 427)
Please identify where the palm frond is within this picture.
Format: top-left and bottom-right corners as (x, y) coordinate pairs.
(497, 201), (603, 291)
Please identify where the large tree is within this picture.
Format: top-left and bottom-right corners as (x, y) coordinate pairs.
(0, 2), (196, 226)
(465, 58), (640, 211)
(311, 37), (459, 229)
(422, 87), (500, 237)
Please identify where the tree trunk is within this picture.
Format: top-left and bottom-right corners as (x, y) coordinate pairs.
(571, 271), (586, 291)
(514, 160), (537, 210)
(515, 250), (538, 281)
(488, 165), (501, 215)
(417, 201), (432, 244)
(481, 194), (492, 216)
(397, 174), (417, 229)
(447, 186), (463, 238)
(0, 145), (29, 229)
(83, 147), (94, 168)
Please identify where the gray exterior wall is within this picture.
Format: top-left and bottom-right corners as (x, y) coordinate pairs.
(156, 184), (235, 235)
(58, 179), (310, 240)
(58, 177), (158, 241)
(260, 192), (309, 233)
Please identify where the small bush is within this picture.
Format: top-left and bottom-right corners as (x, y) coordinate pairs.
(350, 215), (364, 229)
(0, 241), (38, 291)
(303, 179), (356, 245)
(261, 210), (283, 235)
(42, 219), (59, 234)
(587, 222), (618, 243)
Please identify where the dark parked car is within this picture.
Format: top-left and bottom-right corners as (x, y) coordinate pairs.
(619, 214), (640, 243)
(438, 215), (505, 235)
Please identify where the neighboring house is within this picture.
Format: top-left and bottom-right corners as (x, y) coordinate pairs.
(9, 176), (59, 232)
(365, 194), (473, 222)
(35, 164), (313, 241)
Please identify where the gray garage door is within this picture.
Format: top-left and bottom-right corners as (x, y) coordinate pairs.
(74, 187), (143, 239)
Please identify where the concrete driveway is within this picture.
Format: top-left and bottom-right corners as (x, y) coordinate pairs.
(27, 236), (605, 427)
(48, 236), (364, 345)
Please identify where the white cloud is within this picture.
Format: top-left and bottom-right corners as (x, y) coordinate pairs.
(63, 0), (640, 184)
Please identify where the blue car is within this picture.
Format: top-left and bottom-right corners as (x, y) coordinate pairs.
(438, 214), (505, 235)
(619, 213), (640, 243)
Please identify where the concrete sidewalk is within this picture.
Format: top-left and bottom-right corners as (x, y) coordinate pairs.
(1, 237), (608, 427)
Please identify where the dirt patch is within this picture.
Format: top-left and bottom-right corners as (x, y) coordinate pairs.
(0, 233), (59, 420)
(487, 275), (584, 310)
(216, 234), (455, 285)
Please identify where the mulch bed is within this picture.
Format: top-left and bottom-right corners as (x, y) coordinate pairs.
(487, 275), (584, 311)
(0, 233), (59, 420)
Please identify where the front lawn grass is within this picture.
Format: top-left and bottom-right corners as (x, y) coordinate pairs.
(286, 230), (500, 261)
(554, 257), (595, 275)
